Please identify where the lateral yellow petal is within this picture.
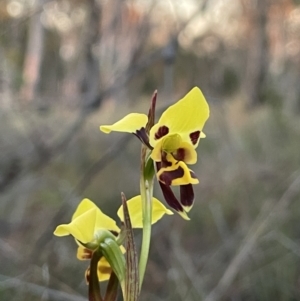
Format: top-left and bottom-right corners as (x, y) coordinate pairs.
(80, 245), (125, 282)
(150, 139), (163, 161)
(149, 87), (209, 148)
(97, 257), (112, 282)
(117, 195), (173, 228)
(100, 113), (148, 134)
(152, 198), (174, 223)
(85, 259), (112, 284)
(77, 245), (92, 261)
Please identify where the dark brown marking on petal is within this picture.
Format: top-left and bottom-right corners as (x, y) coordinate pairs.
(98, 266), (112, 275)
(161, 152), (172, 168)
(155, 125), (169, 140)
(190, 130), (200, 145)
(173, 148), (185, 161)
(85, 267), (91, 284)
(110, 230), (119, 237)
(159, 166), (184, 186)
(180, 184), (194, 207)
(82, 248), (93, 259)
(158, 181), (184, 212)
(134, 128), (153, 149)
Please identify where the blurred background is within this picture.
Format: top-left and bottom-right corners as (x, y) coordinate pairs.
(1, 0), (300, 300)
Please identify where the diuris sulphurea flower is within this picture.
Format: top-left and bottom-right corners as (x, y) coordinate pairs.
(54, 196), (172, 282)
(100, 87), (209, 219)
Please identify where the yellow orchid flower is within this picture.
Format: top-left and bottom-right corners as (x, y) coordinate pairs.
(54, 197), (172, 282)
(100, 87), (209, 219)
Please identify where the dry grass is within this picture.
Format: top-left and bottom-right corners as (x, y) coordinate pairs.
(0, 98), (300, 300)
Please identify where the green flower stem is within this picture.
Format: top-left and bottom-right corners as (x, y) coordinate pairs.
(139, 147), (154, 290)
(89, 250), (103, 301)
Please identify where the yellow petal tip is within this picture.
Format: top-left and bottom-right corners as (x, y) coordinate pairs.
(53, 225), (70, 237)
(165, 209), (174, 215)
(99, 125), (112, 134)
(182, 205), (193, 213)
(100, 113), (148, 135)
(177, 210), (190, 220)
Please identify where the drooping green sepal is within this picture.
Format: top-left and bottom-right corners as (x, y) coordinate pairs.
(90, 229), (116, 247)
(99, 238), (126, 296)
(80, 228), (117, 252)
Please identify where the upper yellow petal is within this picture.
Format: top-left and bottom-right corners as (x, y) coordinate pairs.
(149, 87), (209, 148)
(117, 195), (173, 228)
(73, 198), (120, 233)
(72, 198), (98, 220)
(54, 199), (120, 243)
(77, 245), (92, 260)
(100, 113), (148, 134)
(54, 208), (98, 243)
